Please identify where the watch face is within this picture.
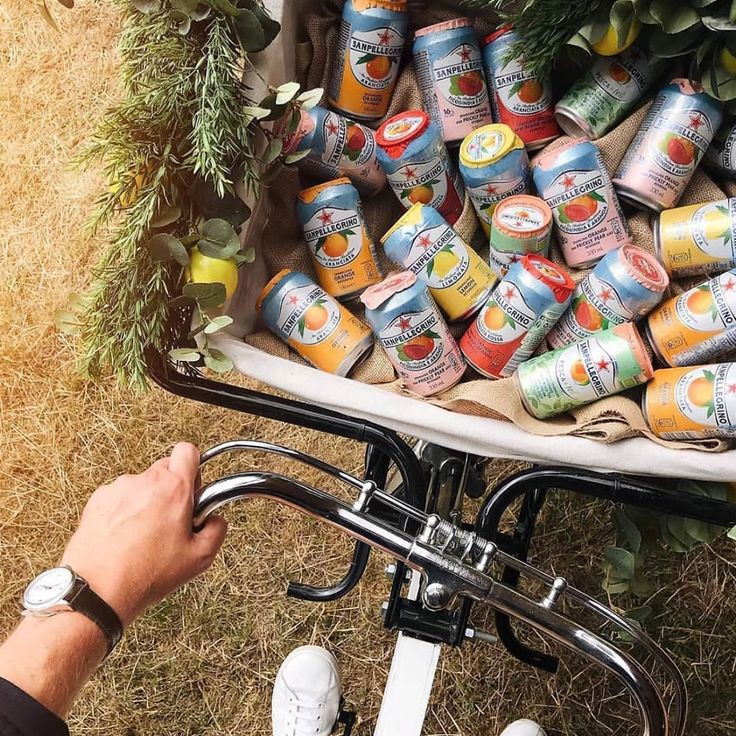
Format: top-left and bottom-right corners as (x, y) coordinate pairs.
(23, 567), (75, 611)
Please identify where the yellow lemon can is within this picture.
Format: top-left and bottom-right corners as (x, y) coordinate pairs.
(381, 202), (496, 321)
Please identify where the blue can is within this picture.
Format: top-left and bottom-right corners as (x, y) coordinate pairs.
(412, 18), (493, 145)
(283, 105), (386, 197)
(705, 118), (736, 177)
(458, 123), (529, 237)
(328, 0), (409, 121)
(375, 109), (465, 224)
(360, 271), (466, 396)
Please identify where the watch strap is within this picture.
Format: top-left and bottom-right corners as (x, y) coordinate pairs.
(69, 582), (123, 656)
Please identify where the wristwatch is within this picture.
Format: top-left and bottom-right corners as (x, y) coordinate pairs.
(22, 566), (123, 656)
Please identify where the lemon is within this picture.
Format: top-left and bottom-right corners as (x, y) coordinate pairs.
(187, 247), (239, 299)
(433, 250), (459, 278)
(720, 47), (736, 76)
(591, 18), (641, 56)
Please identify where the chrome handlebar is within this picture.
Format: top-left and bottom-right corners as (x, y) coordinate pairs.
(196, 441), (687, 736)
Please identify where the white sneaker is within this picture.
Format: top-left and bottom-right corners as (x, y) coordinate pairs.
(500, 719), (547, 736)
(272, 645), (342, 736)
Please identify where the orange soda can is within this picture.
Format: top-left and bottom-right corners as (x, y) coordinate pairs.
(644, 268), (736, 367)
(328, 0), (409, 121)
(643, 363), (736, 440)
(296, 178), (382, 301)
(256, 269), (373, 376)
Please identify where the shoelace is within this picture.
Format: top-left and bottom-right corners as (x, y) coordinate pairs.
(286, 696), (327, 736)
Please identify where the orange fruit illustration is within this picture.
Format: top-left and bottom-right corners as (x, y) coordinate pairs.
(686, 288), (712, 315)
(456, 71), (484, 96)
(322, 232), (349, 258)
(346, 125), (366, 152)
(687, 376), (714, 407)
(366, 56), (391, 80)
(407, 184), (433, 204)
(304, 304), (329, 331)
(667, 136), (695, 166)
(563, 195), (598, 222)
(574, 300), (603, 331)
(403, 334), (434, 360)
(570, 359), (590, 386)
(608, 63), (631, 84)
(391, 120), (412, 135)
(517, 79), (543, 104)
(483, 304), (505, 331)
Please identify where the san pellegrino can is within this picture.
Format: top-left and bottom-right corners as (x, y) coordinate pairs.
(375, 109), (465, 224)
(381, 202), (496, 321)
(555, 47), (659, 141)
(296, 178), (382, 301)
(532, 138), (630, 268)
(282, 105), (386, 196)
(613, 79), (723, 212)
(460, 254), (574, 379)
(655, 198), (736, 277)
(458, 123), (530, 237)
(489, 194), (552, 278)
(644, 269), (736, 367)
(482, 25), (559, 150)
(705, 119), (736, 177)
(361, 271), (466, 395)
(328, 0), (409, 121)
(256, 269), (373, 376)
(547, 245), (669, 349)
(515, 323), (654, 419)
(412, 18), (493, 145)
(643, 364), (736, 440)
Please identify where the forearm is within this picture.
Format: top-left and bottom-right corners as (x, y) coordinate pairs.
(0, 613), (106, 719)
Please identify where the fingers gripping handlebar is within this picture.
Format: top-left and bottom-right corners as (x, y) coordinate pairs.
(196, 441), (686, 736)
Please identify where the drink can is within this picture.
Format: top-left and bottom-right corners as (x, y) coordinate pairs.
(547, 245), (669, 349)
(460, 254), (574, 379)
(644, 269), (736, 367)
(296, 178), (382, 301)
(281, 105), (386, 197)
(328, 0), (409, 121)
(412, 18), (493, 145)
(482, 25), (559, 150)
(532, 138), (630, 268)
(613, 79), (723, 212)
(555, 47), (658, 140)
(361, 271), (466, 395)
(705, 119), (736, 177)
(458, 123), (530, 237)
(256, 269), (373, 376)
(654, 198), (736, 278)
(642, 363), (736, 440)
(489, 194), (552, 278)
(515, 323), (654, 419)
(375, 109), (465, 224)
(381, 202), (496, 321)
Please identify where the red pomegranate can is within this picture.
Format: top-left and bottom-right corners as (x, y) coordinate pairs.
(482, 25), (560, 150)
(460, 254), (575, 379)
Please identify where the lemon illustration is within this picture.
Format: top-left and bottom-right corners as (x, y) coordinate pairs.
(433, 250), (459, 278)
(591, 18), (641, 56)
(702, 209), (729, 240)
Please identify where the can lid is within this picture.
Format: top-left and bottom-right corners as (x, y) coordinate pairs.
(522, 254), (575, 303)
(360, 270), (417, 310)
(415, 17), (471, 37)
(298, 177), (353, 205)
(380, 201), (425, 244)
(493, 195), (552, 238)
(615, 322), (655, 381)
(619, 245), (669, 294)
(376, 110), (430, 157)
(353, 0), (408, 11)
(483, 23), (513, 45)
(671, 78), (704, 95)
(459, 124), (522, 168)
(255, 268), (293, 314)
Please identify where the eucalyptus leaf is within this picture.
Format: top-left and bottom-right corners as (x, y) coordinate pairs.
(171, 0), (199, 12)
(242, 246), (256, 263)
(204, 315), (234, 334)
(650, 0), (701, 33)
(284, 149), (311, 164)
(168, 294), (195, 309)
(131, 0), (162, 14)
(659, 519), (690, 553)
(276, 81), (301, 105)
(190, 4), (211, 21)
(238, 0), (281, 47)
(297, 87), (324, 109)
(262, 137), (283, 164)
(150, 202), (182, 228)
(602, 578), (632, 595)
(190, 178), (250, 227)
(169, 348), (201, 363)
(632, 0), (657, 24)
(54, 310), (81, 335)
(728, 525), (736, 540)
(205, 0), (240, 14)
(649, 27), (704, 58)
(39, 1), (60, 31)
(57, 0), (74, 7)
(175, 14), (192, 35)
(614, 506), (642, 553)
(579, 4), (611, 45)
(182, 281), (227, 308)
(67, 292), (89, 311)
(198, 239), (240, 259)
(198, 218), (240, 248)
(667, 515), (700, 548)
(604, 547), (636, 579)
(566, 32), (593, 53)
(204, 347), (234, 373)
(630, 574), (655, 597)
(232, 9), (266, 53)
(147, 233), (190, 266)
(610, 0), (636, 48)
(243, 105), (272, 120)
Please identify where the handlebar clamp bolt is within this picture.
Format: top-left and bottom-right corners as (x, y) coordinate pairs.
(542, 577), (567, 609)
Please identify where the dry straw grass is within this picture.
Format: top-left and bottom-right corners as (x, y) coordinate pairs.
(1, 1), (735, 734)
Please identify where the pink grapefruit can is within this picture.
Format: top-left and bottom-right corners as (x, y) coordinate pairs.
(532, 138), (630, 268)
(361, 271), (466, 396)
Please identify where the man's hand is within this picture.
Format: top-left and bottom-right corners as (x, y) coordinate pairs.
(61, 442), (227, 628)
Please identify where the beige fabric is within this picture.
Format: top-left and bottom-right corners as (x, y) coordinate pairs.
(245, 4), (734, 451)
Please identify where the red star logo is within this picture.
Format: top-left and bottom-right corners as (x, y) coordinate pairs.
(562, 175), (576, 190)
(377, 29), (393, 46)
(596, 358), (611, 371)
(288, 295), (299, 305)
(485, 184), (498, 196)
(688, 113), (704, 131)
(317, 210), (333, 225)
(724, 279), (735, 291)
(418, 234), (432, 249)
(599, 288), (613, 302)
(728, 383), (736, 394)
(398, 316), (411, 330)
(503, 286), (515, 300)
(458, 45), (472, 63)
(403, 166), (417, 179)
(325, 120), (339, 136)
(509, 253), (520, 263)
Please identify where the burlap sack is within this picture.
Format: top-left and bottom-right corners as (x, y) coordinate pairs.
(245, 3), (732, 451)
